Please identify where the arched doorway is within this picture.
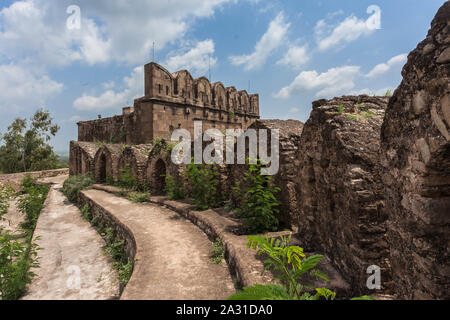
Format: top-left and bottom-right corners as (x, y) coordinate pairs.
(153, 159), (166, 195)
(99, 153), (107, 183)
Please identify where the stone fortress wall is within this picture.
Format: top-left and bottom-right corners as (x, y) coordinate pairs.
(77, 62), (260, 145)
(70, 1), (449, 300)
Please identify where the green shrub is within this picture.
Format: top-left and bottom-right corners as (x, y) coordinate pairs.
(210, 238), (225, 264)
(62, 175), (94, 203)
(0, 186), (14, 218)
(233, 160), (280, 234)
(337, 103), (345, 114)
(228, 235), (375, 301)
(118, 166), (138, 190)
(18, 176), (50, 232)
(228, 235), (333, 300)
(80, 204), (91, 221)
(0, 233), (40, 300)
(185, 160), (221, 210)
(127, 192), (150, 203)
(1, 176), (45, 300)
(164, 174), (186, 200)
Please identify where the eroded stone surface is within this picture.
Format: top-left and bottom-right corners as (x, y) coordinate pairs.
(380, 1), (450, 300)
(295, 96), (392, 296)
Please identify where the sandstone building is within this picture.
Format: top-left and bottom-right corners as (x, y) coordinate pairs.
(77, 62), (260, 145)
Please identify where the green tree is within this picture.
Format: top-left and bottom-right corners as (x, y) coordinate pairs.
(0, 109), (60, 173)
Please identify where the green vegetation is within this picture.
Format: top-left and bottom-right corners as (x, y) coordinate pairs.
(210, 238), (225, 264)
(0, 186), (14, 219)
(228, 235), (376, 301)
(164, 174), (186, 200)
(337, 103), (345, 114)
(385, 90), (393, 97)
(232, 160), (280, 234)
(0, 109), (60, 174)
(62, 175), (94, 203)
(127, 192), (150, 203)
(228, 235), (334, 300)
(185, 159), (221, 210)
(118, 166), (138, 190)
(1, 176), (48, 300)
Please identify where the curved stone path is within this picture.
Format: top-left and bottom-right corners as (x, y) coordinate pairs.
(82, 189), (236, 300)
(21, 175), (119, 300)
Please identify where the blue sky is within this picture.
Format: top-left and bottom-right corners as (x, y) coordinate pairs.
(0, 0), (446, 152)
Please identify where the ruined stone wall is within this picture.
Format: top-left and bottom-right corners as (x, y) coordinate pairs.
(77, 115), (126, 143)
(69, 141), (100, 176)
(380, 1), (450, 299)
(77, 62), (259, 144)
(295, 96), (391, 295)
(229, 120), (304, 228)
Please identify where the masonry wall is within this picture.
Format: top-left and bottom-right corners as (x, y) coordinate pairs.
(295, 96), (392, 296)
(380, 1), (450, 299)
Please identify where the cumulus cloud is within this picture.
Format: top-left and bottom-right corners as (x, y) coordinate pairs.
(274, 66), (361, 99)
(366, 54), (407, 78)
(230, 13), (290, 71)
(315, 6), (381, 51)
(0, 63), (63, 112)
(276, 45), (310, 70)
(73, 66), (144, 111)
(165, 40), (217, 76)
(0, 0), (233, 67)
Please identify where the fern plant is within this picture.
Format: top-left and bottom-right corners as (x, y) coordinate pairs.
(228, 235), (335, 300)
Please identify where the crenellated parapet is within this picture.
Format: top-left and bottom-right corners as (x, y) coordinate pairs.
(144, 62), (259, 115)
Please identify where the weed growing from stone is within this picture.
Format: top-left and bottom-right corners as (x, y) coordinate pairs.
(210, 238), (225, 264)
(127, 192), (150, 203)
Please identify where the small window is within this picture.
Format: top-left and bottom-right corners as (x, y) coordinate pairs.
(166, 86), (169, 95)
(158, 84), (162, 94)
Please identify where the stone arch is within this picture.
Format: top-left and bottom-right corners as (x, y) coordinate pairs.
(194, 77), (212, 106)
(226, 87), (238, 111)
(118, 144), (152, 185)
(146, 62), (173, 98)
(146, 140), (183, 195)
(69, 141), (99, 176)
(173, 70), (194, 99)
(212, 82), (226, 110)
(239, 90), (250, 113)
(94, 144), (123, 183)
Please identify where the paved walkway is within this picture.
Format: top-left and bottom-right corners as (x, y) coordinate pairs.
(21, 175), (119, 300)
(82, 189), (236, 300)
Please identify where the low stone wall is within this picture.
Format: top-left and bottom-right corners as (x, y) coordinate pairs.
(0, 168), (69, 190)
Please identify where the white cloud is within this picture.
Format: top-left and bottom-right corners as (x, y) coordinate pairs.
(0, 63), (63, 112)
(315, 8), (380, 51)
(165, 40), (217, 76)
(349, 87), (395, 96)
(277, 45), (310, 70)
(366, 54), (407, 78)
(274, 66), (361, 99)
(0, 0), (233, 67)
(230, 13), (290, 71)
(73, 66), (144, 111)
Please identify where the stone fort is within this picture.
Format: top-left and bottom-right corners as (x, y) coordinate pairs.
(77, 62), (260, 145)
(70, 2), (449, 300)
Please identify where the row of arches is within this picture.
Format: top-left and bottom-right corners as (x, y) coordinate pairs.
(148, 63), (259, 115)
(71, 141), (180, 195)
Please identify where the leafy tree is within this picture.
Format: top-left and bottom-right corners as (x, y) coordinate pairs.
(0, 109), (60, 174)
